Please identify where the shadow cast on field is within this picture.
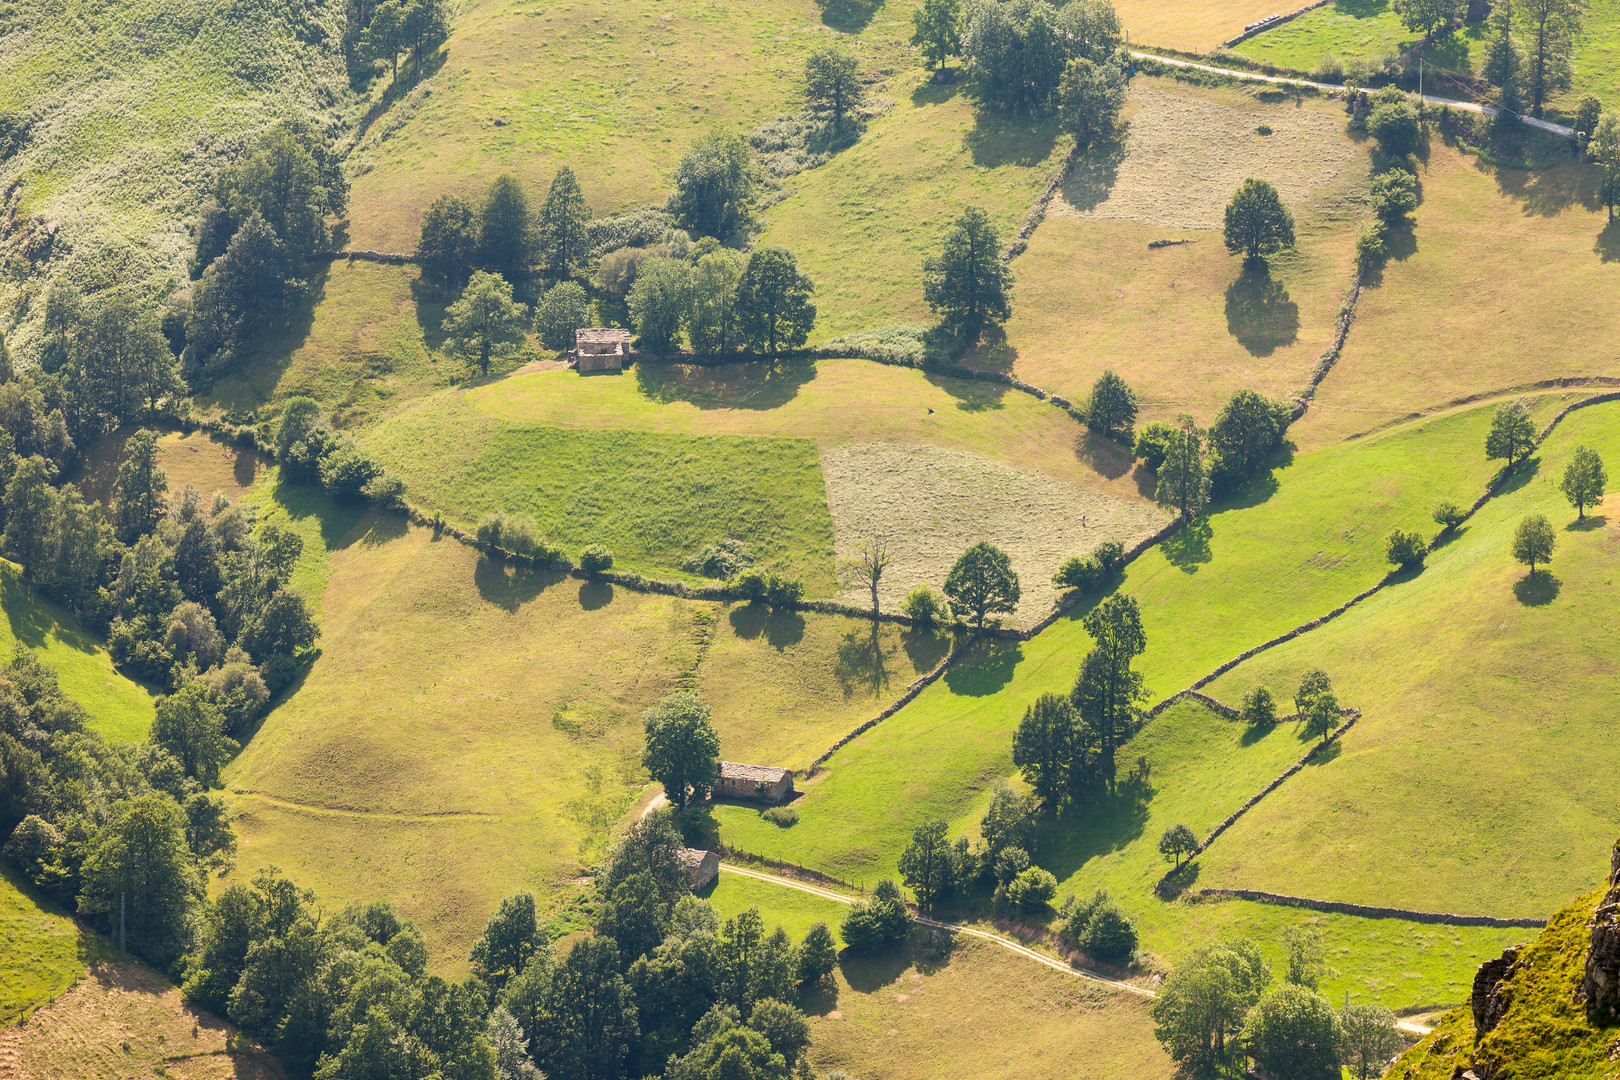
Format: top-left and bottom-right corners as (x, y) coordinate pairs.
(1494, 159), (1596, 218)
(634, 359), (816, 411)
(834, 622), (892, 699)
(901, 626), (953, 672)
(1568, 513), (1608, 531)
(1595, 220), (1620, 263)
(1060, 135), (1126, 214)
(1302, 736), (1343, 765)
(924, 359), (1008, 410)
(942, 638), (1021, 696)
(1513, 569), (1560, 606)
(816, 0), (880, 31)
(1158, 859), (1202, 894)
(1161, 515), (1212, 573)
(1032, 774), (1154, 881)
(474, 556), (567, 612)
(1074, 430), (1134, 480)
(578, 579), (614, 610)
(839, 943), (912, 992)
(1224, 264), (1299, 356)
(1495, 456), (1542, 496)
(729, 602), (807, 649)
(964, 110), (1060, 169)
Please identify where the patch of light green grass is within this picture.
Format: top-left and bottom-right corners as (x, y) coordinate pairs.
(705, 871), (851, 946)
(360, 392), (839, 593)
(1200, 399), (1620, 917)
(0, 866), (106, 1026)
(0, 561), (157, 744)
(1231, 0), (1488, 77)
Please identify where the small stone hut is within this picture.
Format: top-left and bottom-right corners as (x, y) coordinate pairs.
(680, 848), (720, 891)
(714, 761), (795, 804)
(573, 328), (631, 372)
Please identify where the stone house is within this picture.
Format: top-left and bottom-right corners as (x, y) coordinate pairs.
(573, 328), (631, 372)
(714, 761), (795, 804)
(681, 848), (720, 890)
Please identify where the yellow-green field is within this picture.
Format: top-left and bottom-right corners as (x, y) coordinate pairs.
(975, 78), (1369, 423)
(1299, 145), (1620, 447)
(344, 0), (922, 252)
(0, 870), (104, 1027)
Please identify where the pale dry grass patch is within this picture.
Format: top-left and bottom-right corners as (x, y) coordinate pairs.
(819, 443), (1169, 623)
(1054, 83), (1366, 230)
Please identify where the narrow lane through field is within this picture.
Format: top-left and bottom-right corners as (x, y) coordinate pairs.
(716, 863), (1438, 1032)
(1129, 51), (1576, 137)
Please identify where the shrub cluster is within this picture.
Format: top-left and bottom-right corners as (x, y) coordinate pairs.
(1052, 540), (1125, 594)
(274, 397), (405, 511)
(1062, 888), (1139, 962)
(474, 511), (567, 564)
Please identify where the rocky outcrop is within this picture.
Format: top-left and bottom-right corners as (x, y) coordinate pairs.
(1472, 945), (1521, 1036)
(1583, 840), (1620, 1021)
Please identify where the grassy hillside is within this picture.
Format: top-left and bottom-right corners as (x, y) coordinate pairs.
(1298, 144), (1620, 448)
(2, 957), (281, 1074)
(0, 561), (157, 744)
(1114, 0), (1289, 52)
(343, 0), (923, 252)
(709, 872), (1177, 1080)
(1393, 879), (1618, 1080)
(0, 868), (105, 1026)
(0, 0), (358, 347)
(360, 391), (841, 592)
(754, 70), (1066, 342)
(1200, 400), (1620, 917)
(976, 79), (1368, 423)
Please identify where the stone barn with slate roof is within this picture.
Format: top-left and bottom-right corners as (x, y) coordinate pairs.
(714, 761), (794, 804)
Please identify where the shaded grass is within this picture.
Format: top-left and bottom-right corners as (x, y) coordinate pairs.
(1298, 144), (1620, 447)
(0, 865), (107, 1026)
(1201, 401), (1620, 918)
(360, 392), (840, 593)
(753, 70), (1065, 342)
(0, 561), (157, 744)
(344, 0), (923, 251)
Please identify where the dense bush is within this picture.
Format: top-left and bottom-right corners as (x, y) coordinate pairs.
(1065, 889), (1138, 962)
(1052, 555), (1102, 593)
(1432, 500), (1466, 530)
(1133, 421), (1175, 470)
(762, 806), (799, 827)
(901, 586), (946, 625)
(841, 879), (911, 951)
(1367, 92), (1421, 159)
(1369, 169), (1418, 223)
(685, 538), (755, 579)
(1000, 865), (1058, 912)
(763, 574), (805, 609)
(586, 207), (676, 256)
(1385, 528), (1427, 568)
(580, 545), (614, 573)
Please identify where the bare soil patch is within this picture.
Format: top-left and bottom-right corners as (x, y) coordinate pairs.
(1055, 83), (1365, 230)
(819, 443), (1170, 625)
(0, 959), (281, 1079)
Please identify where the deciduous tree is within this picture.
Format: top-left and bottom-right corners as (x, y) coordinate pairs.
(113, 429), (170, 544)
(1385, 528), (1426, 568)
(911, 0), (962, 72)
(1057, 57), (1127, 149)
(1393, 0), (1466, 39)
(1087, 368), (1137, 438)
(1293, 669), (1332, 717)
(1561, 445), (1607, 519)
(418, 193), (479, 293)
(1013, 693), (1075, 807)
(1074, 592), (1147, 790)
(1150, 939), (1271, 1075)
(1155, 414), (1209, 520)
(923, 206), (1012, 343)
(1158, 823), (1198, 868)
(670, 130), (756, 240)
(1223, 179), (1295, 262)
(1485, 399), (1537, 466)
(1243, 983), (1342, 1080)
(1339, 1003), (1405, 1080)
(943, 540), (1020, 630)
(470, 892), (542, 992)
(152, 683), (237, 787)
(735, 248), (815, 357)
(1240, 685), (1276, 728)
(445, 270), (527, 375)
(627, 257), (692, 353)
(1512, 513), (1556, 575)
(804, 47), (864, 126)
(1522, 0), (1584, 117)
(78, 793), (203, 966)
(685, 248), (746, 354)
(641, 691), (721, 808)
(843, 537), (891, 620)
(897, 820), (955, 911)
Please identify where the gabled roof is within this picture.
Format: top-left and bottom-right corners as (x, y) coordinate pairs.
(719, 761), (792, 783)
(575, 327), (632, 346)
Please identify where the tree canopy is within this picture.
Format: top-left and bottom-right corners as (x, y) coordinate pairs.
(923, 206), (1013, 344)
(641, 691), (721, 808)
(1223, 178), (1296, 262)
(943, 540), (1020, 630)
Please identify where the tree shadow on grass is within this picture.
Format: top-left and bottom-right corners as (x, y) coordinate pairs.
(266, 473), (371, 553)
(1495, 456), (1541, 496)
(474, 556), (566, 612)
(1493, 158), (1595, 218)
(1568, 513), (1608, 531)
(900, 626), (953, 671)
(412, 282), (452, 352)
(1161, 515), (1212, 573)
(728, 602), (805, 649)
(634, 359), (817, 411)
(816, 0), (881, 32)
(1060, 134), (1126, 214)
(1513, 569), (1561, 606)
(1074, 429), (1134, 481)
(1224, 263), (1299, 357)
(964, 110), (1060, 169)
(1031, 774), (1155, 882)
(1158, 859), (1202, 894)
(677, 806), (720, 850)
(1595, 220), (1620, 263)
(911, 77), (964, 109)
(798, 979), (840, 1017)
(578, 579), (613, 610)
(1431, 524), (1469, 550)
(1131, 463), (1159, 499)
(838, 942), (912, 992)
(834, 621), (891, 700)
(1303, 736), (1343, 765)
(941, 638), (1021, 696)
(923, 359), (1008, 410)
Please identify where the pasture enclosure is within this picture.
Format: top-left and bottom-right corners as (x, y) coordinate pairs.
(820, 442), (1168, 621)
(1203, 401), (1620, 918)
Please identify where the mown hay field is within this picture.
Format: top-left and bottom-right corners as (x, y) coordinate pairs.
(709, 872), (1175, 1080)
(344, 0), (923, 252)
(0, 958), (280, 1077)
(820, 443), (1169, 621)
(1202, 400), (1620, 917)
(978, 78), (1369, 422)
(1298, 144), (1620, 448)
(1113, 0), (1293, 53)
(752, 70), (1066, 341)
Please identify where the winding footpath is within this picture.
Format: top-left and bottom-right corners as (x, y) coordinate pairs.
(1131, 51), (1577, 137)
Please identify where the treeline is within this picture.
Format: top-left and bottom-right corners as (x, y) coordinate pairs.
(342, 0), (449, 84)
(419, 132), (821, 360)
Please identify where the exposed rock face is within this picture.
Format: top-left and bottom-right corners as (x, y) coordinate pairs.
(1472, 946), (1520, 1036)
(1583, 841), (1620, 1021)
